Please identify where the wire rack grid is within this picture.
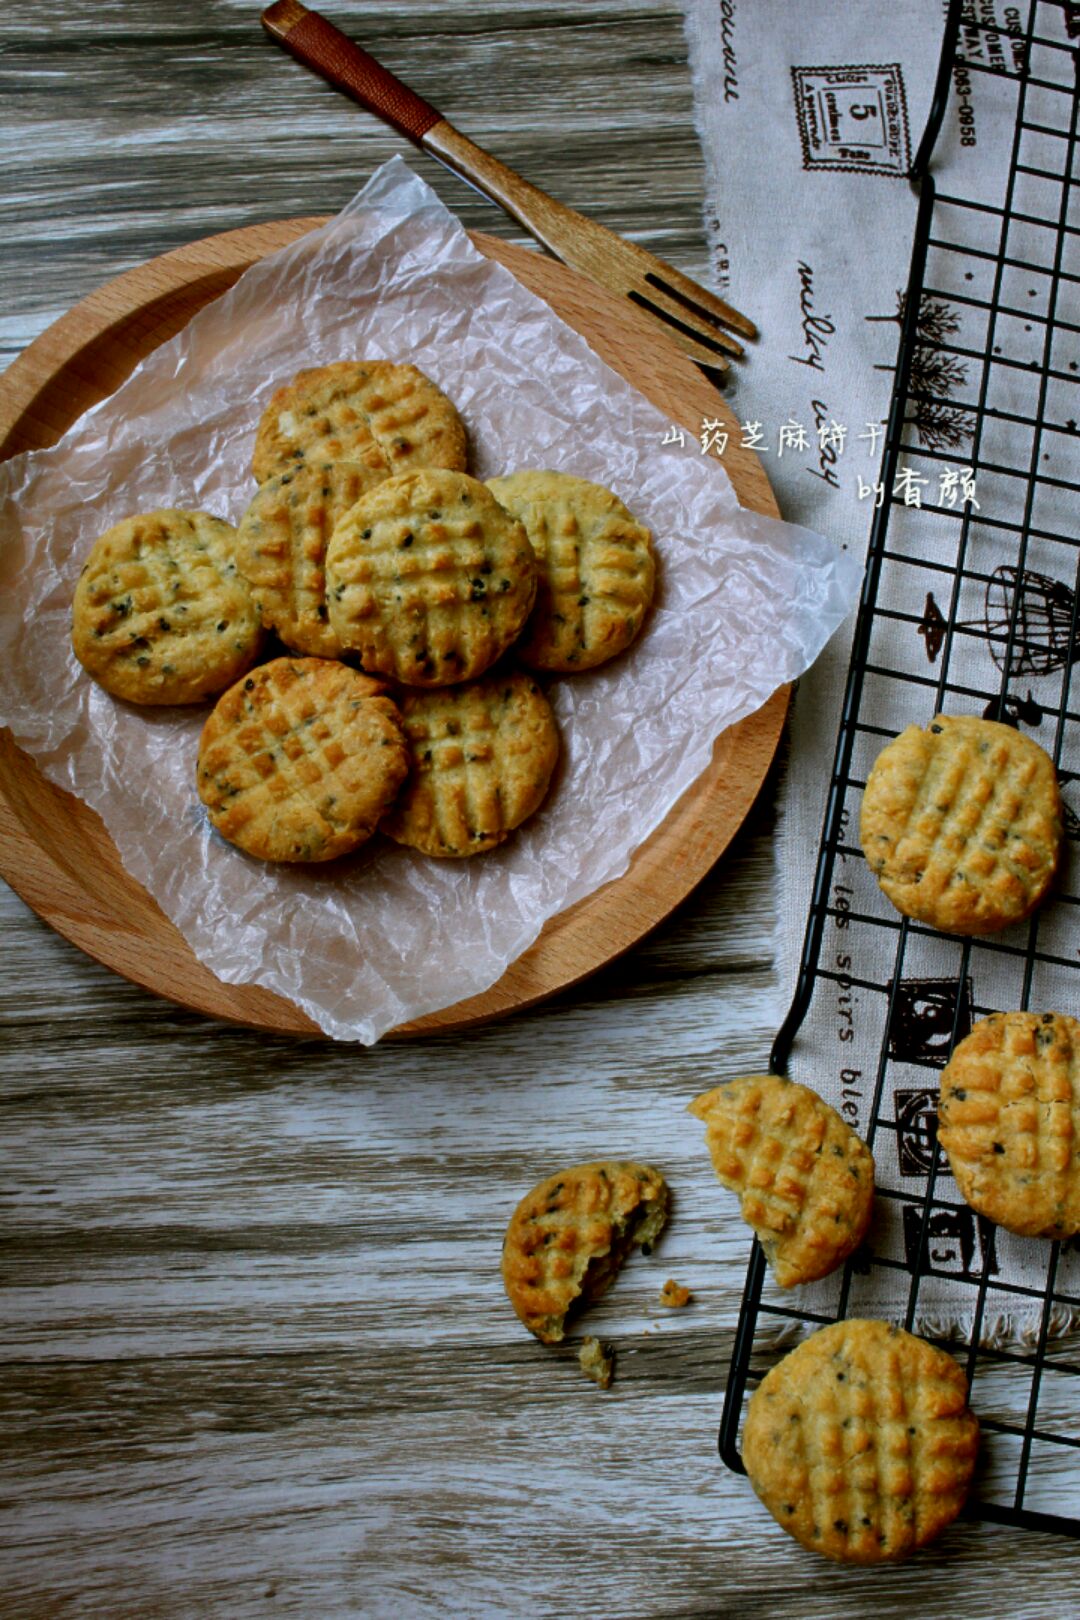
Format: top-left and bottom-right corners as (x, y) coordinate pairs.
(720, 0), (1080, 1539)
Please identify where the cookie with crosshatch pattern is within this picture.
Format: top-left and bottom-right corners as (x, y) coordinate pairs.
(742, 1319), (979, 1564)
(71, 509), (262, 706)
(938, 1010), (1080, 1238)
(325, 470), (537, 686)
(196, 657), (408, 863)
(501, 1162), (669, 1343)
(687, 1075), (874, 1288)
(380, 672), (559, 857)
(251, 360), (467, 486)
(859, 714), (1062, 936)
(485, 470), (655, 672)
(235, 461), (388, 658)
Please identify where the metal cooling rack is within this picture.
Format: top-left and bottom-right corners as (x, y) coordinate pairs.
(720, 0), (1080, 1538)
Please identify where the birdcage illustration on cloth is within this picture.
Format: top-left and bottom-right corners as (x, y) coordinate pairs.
(981, 565), (1079, 677)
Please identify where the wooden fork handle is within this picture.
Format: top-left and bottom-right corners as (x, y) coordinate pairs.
(261, 0), (754, 355)
(261, 2), (577, 246)
(262, 0), (444, 143)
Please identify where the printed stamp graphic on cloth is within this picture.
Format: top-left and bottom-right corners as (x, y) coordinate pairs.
(791, 64), (912, 177)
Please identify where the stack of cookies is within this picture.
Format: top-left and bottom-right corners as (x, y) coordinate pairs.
(71, 359), (658, 865)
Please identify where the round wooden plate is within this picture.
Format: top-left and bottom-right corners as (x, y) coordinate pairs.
(0, 219), (786, 1039)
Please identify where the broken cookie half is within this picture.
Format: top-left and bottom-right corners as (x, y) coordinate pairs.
(688, 1075), (874, 1288)
(501, 1161), (669, 1343)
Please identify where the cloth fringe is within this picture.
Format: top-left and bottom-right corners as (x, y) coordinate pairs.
(757, 1303), (1080, 1352)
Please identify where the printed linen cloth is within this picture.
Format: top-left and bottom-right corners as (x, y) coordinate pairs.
(683, 0), (1080, 1336)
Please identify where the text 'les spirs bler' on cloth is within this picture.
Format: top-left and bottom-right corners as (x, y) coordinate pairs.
(682, 0), (1080, 1338)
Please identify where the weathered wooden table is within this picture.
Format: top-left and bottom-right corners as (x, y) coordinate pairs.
(4, 4), (1079, 1614)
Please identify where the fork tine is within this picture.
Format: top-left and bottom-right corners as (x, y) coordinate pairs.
(639, 275), (747, 354)
(631, 280), (745, 360)
(625, 290), (734, 370)
(638, 258), (757, 342)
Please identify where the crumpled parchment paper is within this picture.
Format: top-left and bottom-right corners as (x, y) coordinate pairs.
(0, 158), (860, 1042)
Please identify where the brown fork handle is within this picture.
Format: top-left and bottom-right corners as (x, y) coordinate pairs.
(261, 0), (583, 256)
(262, 0), (443, 145)
(260, 0), (752, 351)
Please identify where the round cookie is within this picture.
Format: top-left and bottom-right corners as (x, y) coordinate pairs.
(742, 1319), (979, 1564)
(325, 469), (537, 687)
(860, 714), (1062, 935)
(235, 461), (387, 658)
(501, 1162), (669, 1344)
(938, 1010), (1080, 1238)
(486, 470), (655, 672)
(688, 1075), (874, 1288)
(380, 673), (559, 857)
(72, 509), (261, 706)
(197, 657), (408, 863)
(251, 360), (467, 485)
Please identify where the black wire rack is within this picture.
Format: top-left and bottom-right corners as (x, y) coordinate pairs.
(720, 0), (1080, 1538)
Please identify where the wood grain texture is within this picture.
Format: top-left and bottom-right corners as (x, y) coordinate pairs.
(0, 3), (716, 357)
(0, 217), (783, 1036)
(5, 3), (1080, 1614)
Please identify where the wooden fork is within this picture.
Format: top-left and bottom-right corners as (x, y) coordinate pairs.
(261, 0), (755, 371)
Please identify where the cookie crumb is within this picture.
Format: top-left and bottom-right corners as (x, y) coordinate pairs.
(659, 1278), (693, 1308)
(578, 1336), (614, 1389)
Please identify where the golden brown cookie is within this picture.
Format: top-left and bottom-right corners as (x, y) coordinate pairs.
(486, 470), (655, 672)
(380, 673), (559, 857)
(688, 1075), (874, 1288)
(71, 509), (262, 706)
(502, 1162), (669, 1344)
(860, 714), (1062, 935)
(235, 461), (388, 658)
(251, 360), (467, 485)
(742, 1319), (979, 1564)
(938, 1010), (1080, 1238)
(197, 657), (408, 863)
(325, 469), (537, 686)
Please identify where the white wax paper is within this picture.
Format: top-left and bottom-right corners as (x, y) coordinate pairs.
(0, 159), (859, 1042)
